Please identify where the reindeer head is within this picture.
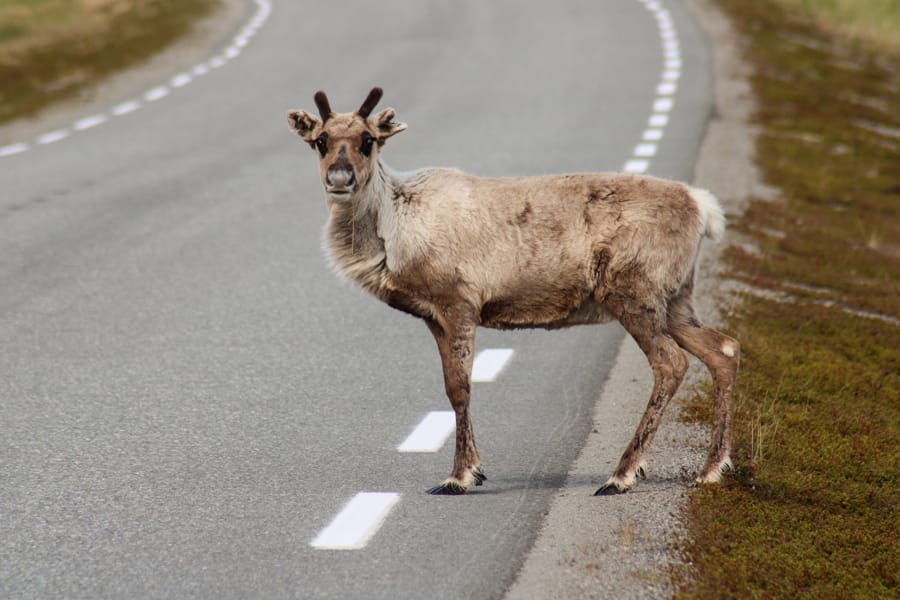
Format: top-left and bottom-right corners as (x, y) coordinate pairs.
(288, 87), (407, 200)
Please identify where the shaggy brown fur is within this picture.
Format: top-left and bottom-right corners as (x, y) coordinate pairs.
(287, 88), (739, 495)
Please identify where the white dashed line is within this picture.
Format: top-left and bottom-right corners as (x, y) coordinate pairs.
(0, 143), (28, 157)
(623, 159), (650, 173)
(171, 73), (193, 88)
(144, 86), (170, 102)
(310, 492), (400, 550)
(112, 100), (141, 116)
(657, 82), (677, 96)
(471, 348), (515, 383)
(634, 143), (657, 157)
(73, 114), (107, 131)
(397, 411), (456, 452)
(0, 0), (273, 160)
(622, 0), (682, 174)
(649, 113), (669, 127)
(36, 130), (69, 145)
(653, 97), (674, 113)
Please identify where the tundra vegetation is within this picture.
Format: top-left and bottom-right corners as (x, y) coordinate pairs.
(0, 0), (219, 125)
(676, 0), (899, 597)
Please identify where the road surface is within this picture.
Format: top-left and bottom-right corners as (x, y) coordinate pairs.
(0, 0), (711, 597)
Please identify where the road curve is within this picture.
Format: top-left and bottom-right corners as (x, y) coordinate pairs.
(0, 1), (711, 598)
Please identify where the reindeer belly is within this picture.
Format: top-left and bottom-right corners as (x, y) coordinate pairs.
(478, 277), (612, 330)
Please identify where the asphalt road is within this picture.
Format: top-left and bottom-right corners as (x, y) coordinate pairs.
(0, 1), (711, 598)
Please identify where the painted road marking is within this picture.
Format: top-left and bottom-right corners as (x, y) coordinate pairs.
(623, 159), (649, 173)
(634, 143), (657, 157)
(73, 114), (107, 131)
(649, 113), (669, 127)
(36, 130), (69, 145)
(398, 411), (456, 452)
(622, 0), (683, 175)
(112, 100), (141, 116)
(653, 97), (674, 113)
(472, 348), (515, 383)
(144, 86), (170, 102)
(657, 81), (678, 96)
(310, 492), (400, 550)
(171, 73), (193, 88)
(0, 0), (273, 160)
(0, 143), (28, 157)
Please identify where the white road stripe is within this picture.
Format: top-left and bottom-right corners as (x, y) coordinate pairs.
(649, 113), (669, 127)
(634, 143), (657, 157)
(311, 492), (400, 550)
(643, 128), (663, 141)
(623, 159), (649, 173)
(0, 143), (28, 157)
(73, 114), (107, 130)
(657, 82), (678, 95)
(171, 73), (192, 87)
(112, 100), (141, 116)
(144, 86), (170, 102)
(1, 0), (272, 160)
(398, 411), (456, 452)
(36, 130), (69, 144)
(653, 97), (674, 112)
(471, 348), (514, 382)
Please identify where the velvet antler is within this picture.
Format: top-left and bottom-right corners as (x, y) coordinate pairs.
(314, 90), (332, 122)
(357, 87), (383, 118)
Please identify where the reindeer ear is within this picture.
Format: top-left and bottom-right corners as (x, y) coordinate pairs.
(372, 107), (407, 141)
(287, 110), (320, 142)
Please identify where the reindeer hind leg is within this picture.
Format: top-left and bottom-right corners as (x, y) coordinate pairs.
(667, 296), (740, 484)
(595, 307), (689, 495)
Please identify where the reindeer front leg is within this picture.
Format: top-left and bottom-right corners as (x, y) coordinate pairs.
(424, 314), (485, 495)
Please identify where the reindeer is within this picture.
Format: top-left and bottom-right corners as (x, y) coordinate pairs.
(286, 87), (739, 496)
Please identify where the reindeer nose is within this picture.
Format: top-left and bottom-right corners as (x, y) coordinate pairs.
(326, 166), (356, 191)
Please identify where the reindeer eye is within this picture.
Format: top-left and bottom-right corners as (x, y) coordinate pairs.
(315, 134), (328, 157)
(360, 132), (375, 157)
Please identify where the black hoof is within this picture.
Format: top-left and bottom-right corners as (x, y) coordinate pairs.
(473, 466), (487, 486)
(593, 483), (630, 496)
(637, 466), (647, 480)
(427, 480), (468, 495)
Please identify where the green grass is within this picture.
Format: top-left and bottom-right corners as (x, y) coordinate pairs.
(0, 0), (220, 125)
(773, 0), (900, 52)
(676, 0), (900, 597)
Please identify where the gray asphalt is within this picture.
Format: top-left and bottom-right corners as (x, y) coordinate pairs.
(0, 1), (710, 598)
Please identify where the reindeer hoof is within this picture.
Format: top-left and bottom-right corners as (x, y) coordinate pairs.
(427, 480), (468, 495)
(473, 466), (487, 486)
(593, 482), (631, 496)
(637, 465), (647, 480)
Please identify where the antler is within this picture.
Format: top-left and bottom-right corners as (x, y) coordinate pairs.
(314, 90), (332, 122)
(357, 87), (383, 118)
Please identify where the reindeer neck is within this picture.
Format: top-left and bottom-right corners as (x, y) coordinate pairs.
(324, 159), (397, 292)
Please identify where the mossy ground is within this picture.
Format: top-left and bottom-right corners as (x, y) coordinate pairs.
(0, 0), (220, 125)
(677, 0), (899, 597)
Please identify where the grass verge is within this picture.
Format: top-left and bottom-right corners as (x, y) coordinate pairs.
(677, 0), (900, 597)
(0, 0), (220, 125)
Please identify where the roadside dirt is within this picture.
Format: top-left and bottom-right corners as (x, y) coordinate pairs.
(504, 1), (762, 597)
(0, 0), (246, 146)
